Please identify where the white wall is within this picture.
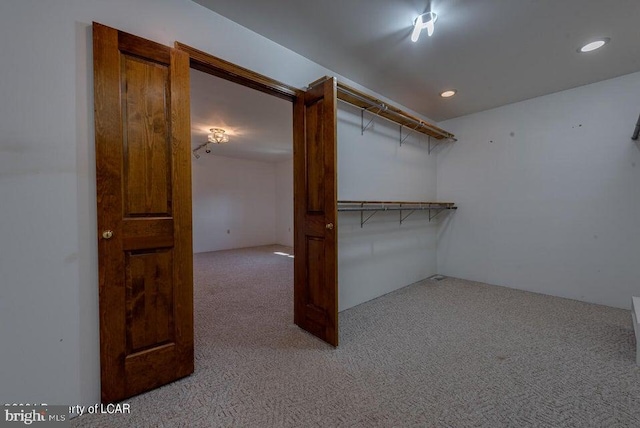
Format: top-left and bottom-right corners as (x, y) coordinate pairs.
(275, 158), (294, 247)
(338, 103), (441, 311)
(0, 0), (428, 408)
(437, 71), (640, 309)
(192, 156), (277, 253)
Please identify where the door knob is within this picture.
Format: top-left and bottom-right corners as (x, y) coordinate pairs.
(102, 230), (114, 240)
(325, 223), (334, 230)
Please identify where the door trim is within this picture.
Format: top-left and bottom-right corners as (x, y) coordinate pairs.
(174, 42), (303, 101)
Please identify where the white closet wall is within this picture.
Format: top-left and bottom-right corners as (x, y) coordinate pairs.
(437, 71), (640, 309)
(338, 103), (440, 311)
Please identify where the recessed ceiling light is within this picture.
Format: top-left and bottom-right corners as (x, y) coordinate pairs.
(440, 90), (457, 98)
(578, 38), (610, 53)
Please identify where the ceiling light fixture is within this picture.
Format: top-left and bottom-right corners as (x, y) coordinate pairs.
(411, 11), (438, 42)
(578, 38), (610, 53)
(440, 89), (457, 98)
(193, 128), (230, 158)
(208, 128), (229, 144)
(204, 128), (229, 153)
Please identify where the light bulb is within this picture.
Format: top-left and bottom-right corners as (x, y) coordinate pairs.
(426, 19), (435, 37)
(411, 15), (423, 42)
(426, 12), (437, 37)
(411, 12), (437, 42)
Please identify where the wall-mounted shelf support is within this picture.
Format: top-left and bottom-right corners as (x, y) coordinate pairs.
(400, 123), (422, 146)
(362, 105), (386, 135)
(361, 210), (379, 227)
(338, 201), (457, 228)
(400, 208), (416, 224)
(429, 207), (447, 221)
(632, 113), (640, 141)
(428, 136), (446, 154)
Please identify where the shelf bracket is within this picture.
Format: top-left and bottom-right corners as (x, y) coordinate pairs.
(399, 208), (416, 224)
(361, 209), (378, 228)
(428, 208), (445, 221)
(399, 123), (423, 146)
(428, 136), (442, 154)
(428, 135), (457, 153)
(361, 105), (386, 135)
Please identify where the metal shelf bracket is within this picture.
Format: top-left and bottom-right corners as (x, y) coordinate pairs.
(399, 207), (416, 224)
(429, 208), (445, 221)
(361, 105), (387, 135)
(400, 123), (423, 146)
(361, 210), (378, 227)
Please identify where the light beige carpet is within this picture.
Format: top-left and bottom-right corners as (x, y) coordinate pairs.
(73, 245), (640, 427)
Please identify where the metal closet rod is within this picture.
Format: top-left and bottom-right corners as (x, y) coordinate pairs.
(633, 113), (640, 140)
(337, 201), (457, 212)
(337, 86), (457, 142)
(338, 200), (456, 206)
(338, 206), (457, 212)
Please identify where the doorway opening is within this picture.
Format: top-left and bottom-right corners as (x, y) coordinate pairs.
(176, 42), (339, 350)
(189, 66), (296, 346)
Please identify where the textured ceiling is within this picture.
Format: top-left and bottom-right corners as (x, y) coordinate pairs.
(193, 0), (640, 122)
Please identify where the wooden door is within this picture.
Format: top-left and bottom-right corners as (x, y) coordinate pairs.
(293, 77), (339, 346)
(93, 22), (193, 403)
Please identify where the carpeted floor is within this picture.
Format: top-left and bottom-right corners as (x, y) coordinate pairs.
(73, 245), (640, 427)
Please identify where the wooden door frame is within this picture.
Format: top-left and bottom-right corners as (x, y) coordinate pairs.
(176, 43), (340, 346)
(174, 43), (303, 255)
(175, 43), (302, 101)
(176, 43), (341, 347)
(173, 43), (303, 268)
(174, 42), (314, 327)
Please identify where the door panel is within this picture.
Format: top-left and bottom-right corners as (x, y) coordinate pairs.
(122, 54), (172, 217)
(305, 99), (325, 212)
(125, 250), (174, 353)
(293, 77), (338, 346)
(93, 22), (193, 403)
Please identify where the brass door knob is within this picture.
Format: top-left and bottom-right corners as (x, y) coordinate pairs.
(325, 223), (334, 230)
(102, 230), (114, 240)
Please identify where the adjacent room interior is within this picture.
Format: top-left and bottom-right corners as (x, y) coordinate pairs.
(190, 68), (294, 255)
(189, 67), (296, 345)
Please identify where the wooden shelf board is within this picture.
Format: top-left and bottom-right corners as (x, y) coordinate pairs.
(339, 200), (456, 207)
(337, 82), (455, 140)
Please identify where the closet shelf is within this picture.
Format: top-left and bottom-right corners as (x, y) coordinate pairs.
(338, 200), (457, 228)
(336, 82), (456, 148)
